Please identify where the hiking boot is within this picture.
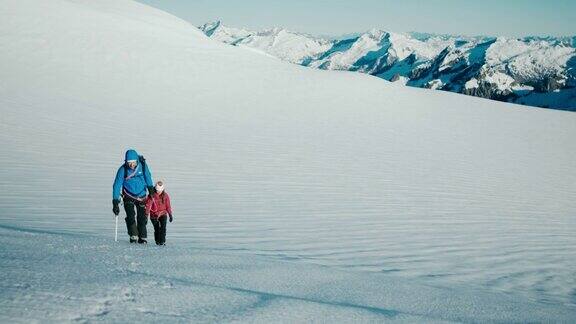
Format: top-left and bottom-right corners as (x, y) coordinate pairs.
(138, 238), (147, 244)
(130, 236), (138, 243)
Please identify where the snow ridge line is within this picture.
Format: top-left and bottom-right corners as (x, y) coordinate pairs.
(124, 268), (407, 320)
(0, 223), (87, 237)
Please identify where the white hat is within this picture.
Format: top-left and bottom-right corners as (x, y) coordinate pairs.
(155, 181), (165, 193)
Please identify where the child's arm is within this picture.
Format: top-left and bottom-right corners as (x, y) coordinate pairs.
(166, 193), (172, 215)
(166, 193), (173, 219)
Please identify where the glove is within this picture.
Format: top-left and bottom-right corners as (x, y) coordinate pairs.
(112, 199), (120, 216)
(169, 214), (173, 222)
(148, 186), (156, 195)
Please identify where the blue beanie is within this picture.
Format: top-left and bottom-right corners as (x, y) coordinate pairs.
(125, 149), (139, 162)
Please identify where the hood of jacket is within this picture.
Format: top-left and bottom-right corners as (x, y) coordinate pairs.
(125, 149), (139, 163)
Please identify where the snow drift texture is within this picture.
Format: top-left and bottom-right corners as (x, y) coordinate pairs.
(1, 0), (576, 322)
(200, 21), (576, 111)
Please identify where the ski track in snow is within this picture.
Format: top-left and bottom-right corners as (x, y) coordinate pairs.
(0, 0), (576, 321)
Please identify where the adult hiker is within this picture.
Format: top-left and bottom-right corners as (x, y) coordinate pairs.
(112, 149), (155, 243)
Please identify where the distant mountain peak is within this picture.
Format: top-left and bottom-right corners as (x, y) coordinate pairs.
(199, 20), (222, 36)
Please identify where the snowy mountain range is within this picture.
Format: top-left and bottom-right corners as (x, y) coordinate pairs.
(200, 21), (576, 111)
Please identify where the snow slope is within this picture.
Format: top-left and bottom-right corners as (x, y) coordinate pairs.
(1, 0), (576, 322)
(2, 226), (575, 323)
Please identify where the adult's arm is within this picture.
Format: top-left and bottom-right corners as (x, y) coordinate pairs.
(112, 166), (124, 200)
(143, 162), (153, 187)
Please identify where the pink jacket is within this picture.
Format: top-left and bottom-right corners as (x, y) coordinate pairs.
(145, 192), (172, 219)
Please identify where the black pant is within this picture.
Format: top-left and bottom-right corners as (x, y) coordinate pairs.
(151, 216), (167, 244)
(123, 198), (147, 239)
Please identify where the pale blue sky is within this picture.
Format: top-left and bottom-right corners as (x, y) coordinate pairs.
(137, 0), (575, 37)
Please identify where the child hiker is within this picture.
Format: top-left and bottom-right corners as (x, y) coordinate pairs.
(145, 181), (173, 245)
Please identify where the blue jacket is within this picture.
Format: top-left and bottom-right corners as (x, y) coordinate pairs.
(112, 149), (153, 200)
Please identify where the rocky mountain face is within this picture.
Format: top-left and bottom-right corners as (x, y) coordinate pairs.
(200, 22), (576, 111)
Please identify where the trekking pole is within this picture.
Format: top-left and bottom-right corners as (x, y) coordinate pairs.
(114, 215), (118, 242)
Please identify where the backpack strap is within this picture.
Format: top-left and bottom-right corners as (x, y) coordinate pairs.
(149, 195), (157, 212)
(139, 155), (149, 184)
(124, 166), (138, 181)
